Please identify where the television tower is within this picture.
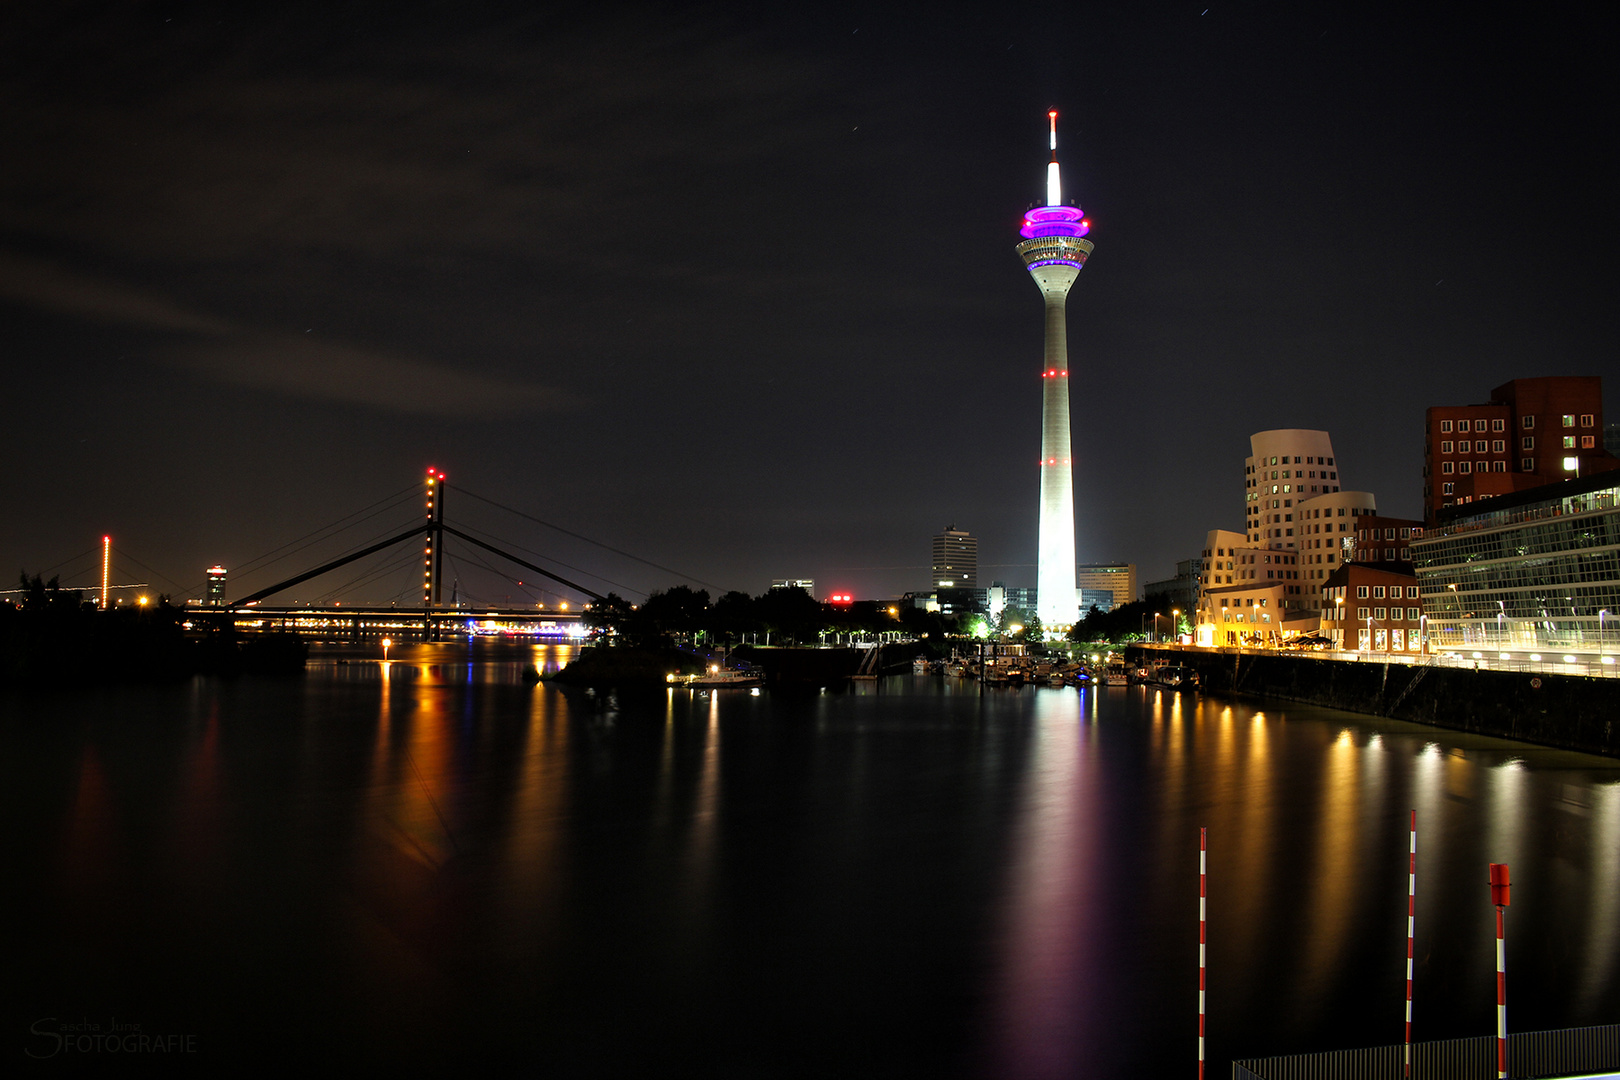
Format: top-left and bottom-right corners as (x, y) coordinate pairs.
(1017, 110), (1093, 633)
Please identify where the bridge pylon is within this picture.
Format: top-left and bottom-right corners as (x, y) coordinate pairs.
(422, 468), (445, 607)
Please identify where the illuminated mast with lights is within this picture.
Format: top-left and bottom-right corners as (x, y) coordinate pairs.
(1017, 110), (1093, 634)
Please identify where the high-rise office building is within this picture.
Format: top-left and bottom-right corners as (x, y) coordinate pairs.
(1076, 563), (1136, 611)
(931, 526), (978, 589)
(1016, 110), (1093, 633)
(206, 565), (228, 607)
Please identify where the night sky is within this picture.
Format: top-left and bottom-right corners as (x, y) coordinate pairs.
(5, 2), (1615, 606)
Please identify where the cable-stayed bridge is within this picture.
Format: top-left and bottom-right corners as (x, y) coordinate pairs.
(36, 469), (718, 641)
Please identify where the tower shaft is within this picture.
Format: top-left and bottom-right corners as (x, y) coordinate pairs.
(1037, 279), (1078, 630)
(1026, 264), (1080, 630)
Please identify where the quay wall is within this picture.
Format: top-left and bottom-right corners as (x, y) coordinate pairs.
(1127, 646), (1620, 758)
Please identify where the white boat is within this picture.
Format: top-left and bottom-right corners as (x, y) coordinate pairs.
(668, 668), (764, 689)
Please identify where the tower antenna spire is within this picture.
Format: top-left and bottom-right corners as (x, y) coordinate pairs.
(1046, 110), (1062, 206)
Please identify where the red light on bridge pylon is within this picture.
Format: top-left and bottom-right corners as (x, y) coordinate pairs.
(828, 593), (854, 605)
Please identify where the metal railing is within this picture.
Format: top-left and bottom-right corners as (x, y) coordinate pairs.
(1233, 1023), (1619, 1079)
(1146, 644), (1620, 679)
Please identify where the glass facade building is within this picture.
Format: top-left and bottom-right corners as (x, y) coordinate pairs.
(1411, 472), (1620, 656)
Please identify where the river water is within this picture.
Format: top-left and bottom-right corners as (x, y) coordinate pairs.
(8, 641), (1618, 1073)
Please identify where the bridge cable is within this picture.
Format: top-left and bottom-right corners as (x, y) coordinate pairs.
(26, 546), (99, 583)
(223, 512), (424, 603)
(440, 525), (606, 602)
(230, 524), (428, 608)
(447, 519), (644, 598)
(440, 551), (535, 608)
(217, 484), (421, 584)
(450, 485), (726, 593)
(313, 545), (423, 605)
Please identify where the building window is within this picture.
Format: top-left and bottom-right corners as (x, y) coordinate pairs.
(1373, 586), (1385, 599)
(1583, 436), (1596, 448)
(1440, 420), (1452, 432)
(1492, 461), (1506, 472)
(1440, 440), (1453, 454)
(1492, 419), (1505, 432)
(1522, 436), (1534, 450)
(1563, 436), (1576, 449)
(1580, 413), (1594, 427)
(1374, 607), (1387, 620)
(1562, 414), (1575, 427)
(1357, 607), (1369, 619)
(1521, 457), (1534, 471)
(1493, 439), (1505, 452)
(1442, 482), (1453, 494)
(1408, 607), (1421, 620)
(1459, 461), (1471, 474)
(1356, 586), (1368, 599)
(1523, 415), (1535, 429)
(1408, 587), (1420, 598)
(1474, 440), (1487, 452)
(1442, 461), (1454, 474)
(1457, 420), (1471, 432)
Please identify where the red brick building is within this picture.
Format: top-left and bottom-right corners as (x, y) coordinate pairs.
(1423, 376), (1618, 525)
(1320, 562), (1423, 653)
(1348, 515), (1425, 565)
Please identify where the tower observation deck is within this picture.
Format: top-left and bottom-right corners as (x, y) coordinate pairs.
(1016, 110), (1094, 634)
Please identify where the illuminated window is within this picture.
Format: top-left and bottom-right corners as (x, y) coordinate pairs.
(1583, 436), (1595, 448)
(1562, 414), (1575, 427)
(1563, 436), (1576, 448)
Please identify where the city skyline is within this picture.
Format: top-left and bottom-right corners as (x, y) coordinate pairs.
(4, 4), (1615, 605)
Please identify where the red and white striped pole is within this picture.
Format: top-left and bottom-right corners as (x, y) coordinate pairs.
(1489, 863), (1511, 1079)
(1404, 810), (1416, 1078)
(1199, 826), (1207, 1080)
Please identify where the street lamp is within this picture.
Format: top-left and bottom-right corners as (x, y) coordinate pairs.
(1172, 608), (1181, 645)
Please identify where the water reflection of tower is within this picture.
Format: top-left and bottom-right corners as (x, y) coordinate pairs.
(1016, 110), (1093, 633)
